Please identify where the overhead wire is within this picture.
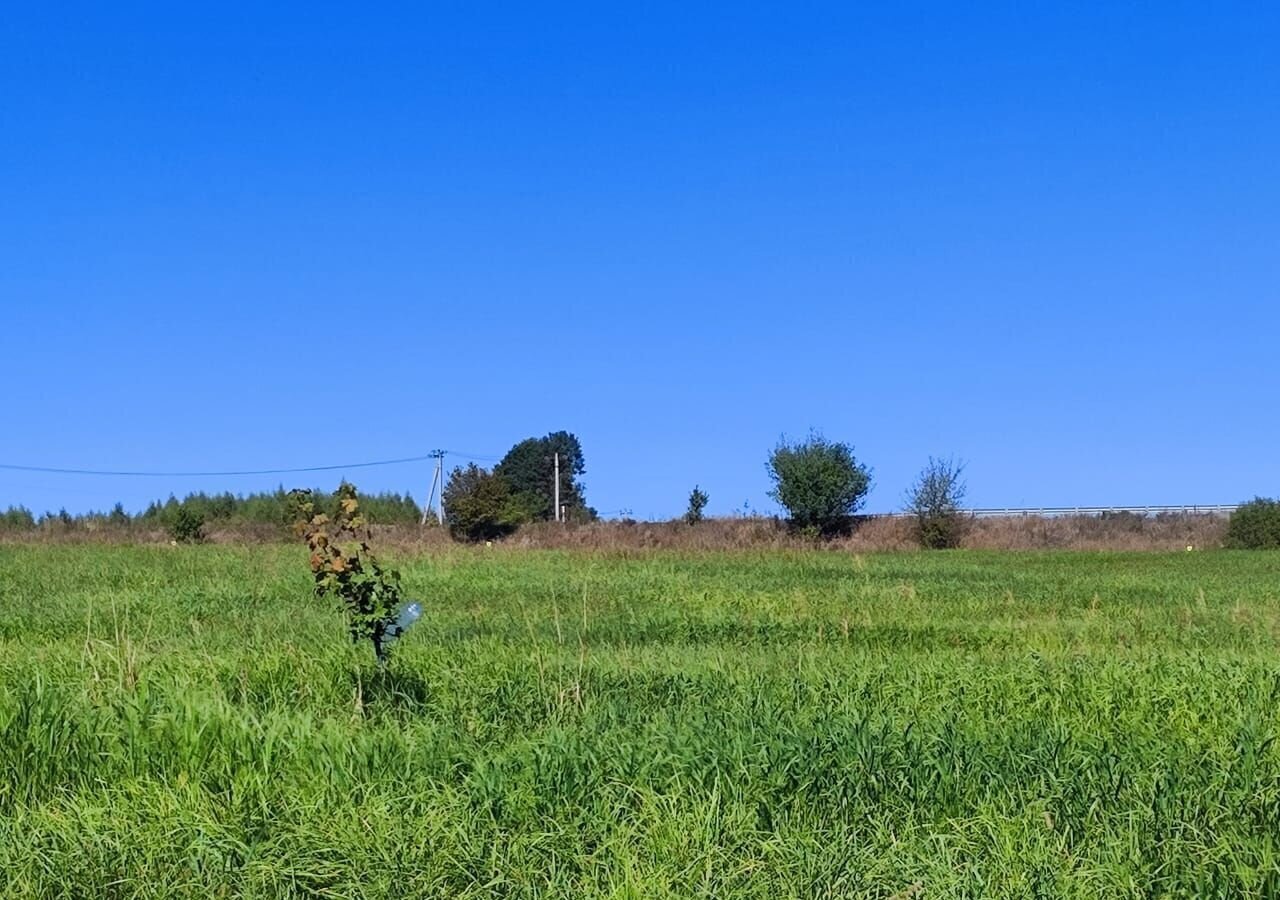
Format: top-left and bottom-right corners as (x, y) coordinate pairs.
(0, 448), (500, 478)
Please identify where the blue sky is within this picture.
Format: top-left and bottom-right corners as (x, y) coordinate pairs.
(2, 3), (1277, 519)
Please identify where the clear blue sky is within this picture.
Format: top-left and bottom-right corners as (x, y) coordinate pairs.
(3, 3), (1277, 519)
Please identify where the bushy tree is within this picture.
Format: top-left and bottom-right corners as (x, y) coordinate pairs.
(443, 464), (523, 542)
(494, 431), (590, 521)
(1225, 497), (1280, 549)
(685, 486), (709, 525)
(905, 456), (968, 548)
(166, 506), (205, 543)
(766, 432), (872, 535)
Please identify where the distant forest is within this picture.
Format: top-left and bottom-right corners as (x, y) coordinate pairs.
(0, 487), (423, 535)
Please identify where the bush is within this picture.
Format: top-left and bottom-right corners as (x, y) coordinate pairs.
(766, 432), (872, 536)
(166, 507), (205, 543)
(1225, 498), (1280, 549)
(290, 483), (408, 663)
(0, 506), (36, 531)
(905, 457), (968, 549)
(443, 464), (523, 542)
(685, 486), (709, 525)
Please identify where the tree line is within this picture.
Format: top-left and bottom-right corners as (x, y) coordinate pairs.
(6, 426), (1276, 549)
(443, 429), (970, 549)
(0, 429), (965, 547)
(0, 431), (595, 544)
(0, 489), (422, 542)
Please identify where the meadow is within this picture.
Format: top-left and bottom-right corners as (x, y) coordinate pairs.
(1, 544), (1279, 898)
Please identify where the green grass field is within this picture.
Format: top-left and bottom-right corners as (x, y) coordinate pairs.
(2, 545), (1279, 898)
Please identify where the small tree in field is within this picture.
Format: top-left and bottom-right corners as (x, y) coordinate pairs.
(766, 432), (872, 536)
(166, 506), (205, 543)
(443, 464), (523, 542)
(685, 486), (709, 525)
(905, 456), (968, 548)
(290, 483), (413, 664)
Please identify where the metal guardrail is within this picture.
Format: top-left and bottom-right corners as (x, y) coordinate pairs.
(876, 505), (1240, 519)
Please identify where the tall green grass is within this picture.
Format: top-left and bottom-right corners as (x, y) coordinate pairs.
(2, 546), (1279, 897)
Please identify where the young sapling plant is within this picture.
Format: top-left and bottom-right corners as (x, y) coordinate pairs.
(289, 482), (420, 664)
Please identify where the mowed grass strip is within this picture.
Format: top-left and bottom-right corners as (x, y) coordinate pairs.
(1, 545), (1279, 898)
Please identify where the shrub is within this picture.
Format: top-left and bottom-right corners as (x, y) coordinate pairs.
(766, 432), (872, 536)
(905, 456), (969, 549)
(685, 486), (709, 525)
(1225, 498), (1280, 549)
(166, 507), (205, 543)
(0, 506), (36, 531)
(289, 483), (409, 663)
(443, 464), (523, 542)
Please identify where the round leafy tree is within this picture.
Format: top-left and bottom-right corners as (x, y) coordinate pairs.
(767, 432), (872, 536)
(442, 463), (523, 542)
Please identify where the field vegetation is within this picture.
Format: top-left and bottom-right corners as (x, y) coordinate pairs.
(0, 503), (1234, 554)
(2, 545), (1279, 897)
(0, 487), (423, 543)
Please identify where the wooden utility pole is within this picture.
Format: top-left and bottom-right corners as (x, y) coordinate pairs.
(421, 450), (446, 525)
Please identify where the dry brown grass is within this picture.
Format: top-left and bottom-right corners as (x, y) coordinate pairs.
(483, 512), (1226, 553)
(957, 512), (1226, 551)
(1, 512), (1228, 553)
(424, 512), (1226, 553)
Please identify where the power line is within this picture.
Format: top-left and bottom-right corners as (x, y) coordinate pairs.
(0, 448), (498, 478)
